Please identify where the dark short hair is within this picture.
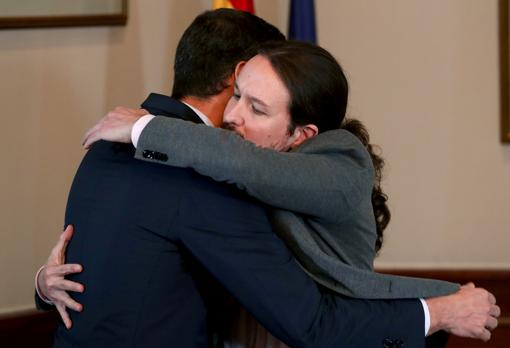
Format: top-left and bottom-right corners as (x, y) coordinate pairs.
(171, 9), (285, 99)
(257, 40), (348, 134)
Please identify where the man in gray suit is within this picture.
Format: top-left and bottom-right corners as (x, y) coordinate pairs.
(37, 9), (499, 347)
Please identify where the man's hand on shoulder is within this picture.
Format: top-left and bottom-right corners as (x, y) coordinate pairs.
(82, 106), (148, 149)
(426, 282), (500, 341)
(36, 225), (84, 329)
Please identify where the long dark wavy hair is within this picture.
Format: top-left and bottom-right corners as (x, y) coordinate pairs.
(258, 41), (390, 252)
(341, 119), (390, 252)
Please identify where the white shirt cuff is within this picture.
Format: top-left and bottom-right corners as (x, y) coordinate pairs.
(35, 266), (54, 305)
(131, 114), (156, 148)
(420, 298), (431, 336)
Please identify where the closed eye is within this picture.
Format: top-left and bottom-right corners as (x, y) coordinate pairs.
(251, 104), (266, 115)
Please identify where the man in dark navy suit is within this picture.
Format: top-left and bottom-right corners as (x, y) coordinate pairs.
(35, 9), (499, 348)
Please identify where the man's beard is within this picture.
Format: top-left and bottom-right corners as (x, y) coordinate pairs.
(220, 122), (292, 152)
(221, 122), (244, 139)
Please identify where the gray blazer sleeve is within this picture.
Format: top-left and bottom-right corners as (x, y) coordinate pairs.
(136, 116), (461, 299)
(135, 116), (373, 223)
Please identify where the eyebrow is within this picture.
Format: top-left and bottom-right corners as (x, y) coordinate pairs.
(234, 82), (269, 109)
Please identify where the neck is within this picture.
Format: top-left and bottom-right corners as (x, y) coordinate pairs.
(180, 94), (230, 127)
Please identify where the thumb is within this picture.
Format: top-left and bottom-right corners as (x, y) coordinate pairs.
(48, 225), (74, 265)
(58, 225), (74, 263)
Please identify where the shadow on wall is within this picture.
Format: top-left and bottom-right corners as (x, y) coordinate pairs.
(0, 23), (134, 295)
(103, 0), (143, 108)
(502, 143), (510, 161)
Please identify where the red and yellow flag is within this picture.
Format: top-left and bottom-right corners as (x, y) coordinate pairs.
(213, 0), (255, 14)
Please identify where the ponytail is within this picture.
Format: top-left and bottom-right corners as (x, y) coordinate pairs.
(341, 118), (390, 253)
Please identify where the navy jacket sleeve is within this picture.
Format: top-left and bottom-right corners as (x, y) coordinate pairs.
(34, 291), (54, 311)
(174, 175), (426, 348)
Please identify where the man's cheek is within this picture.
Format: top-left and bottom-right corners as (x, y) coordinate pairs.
(244, 131), (263, 147)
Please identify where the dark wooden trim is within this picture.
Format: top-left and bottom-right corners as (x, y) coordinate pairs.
(377, 269), (510, 319)
(500, 0), (510, 143)
(0, 0), (127, 29)
(0, 309), (58, 347)
(377, 269), (510, 348)
(377, 268), (510, 282)
(1, 270), (508, 347)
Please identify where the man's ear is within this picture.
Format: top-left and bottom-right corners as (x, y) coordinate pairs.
(234, 61), (246, 79)
(225, 73), (235, 87)
(289, 124), (319, 149)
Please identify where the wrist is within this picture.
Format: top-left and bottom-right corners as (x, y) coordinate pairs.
(425, 297), (448, 335)
(35, 265), (53, 305)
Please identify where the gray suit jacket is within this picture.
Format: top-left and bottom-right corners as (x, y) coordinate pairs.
(135, 116), (459, 299)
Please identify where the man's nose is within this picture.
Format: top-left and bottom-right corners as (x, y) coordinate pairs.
(224, 101), (245, 126)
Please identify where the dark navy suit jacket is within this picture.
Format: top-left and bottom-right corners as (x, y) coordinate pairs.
(50, 94), (428, 348)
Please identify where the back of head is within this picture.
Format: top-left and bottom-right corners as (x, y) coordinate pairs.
(172, 9), (285, 99)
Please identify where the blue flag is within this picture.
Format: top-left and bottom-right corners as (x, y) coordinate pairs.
(288, 0), (317, 43)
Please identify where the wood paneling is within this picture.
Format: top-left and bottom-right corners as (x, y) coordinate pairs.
(0, 309), (58, 347)
(378, 269), (510, 348)
(1, 270), (508, 347)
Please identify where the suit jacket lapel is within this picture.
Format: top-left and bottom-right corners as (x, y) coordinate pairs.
(141, 93), (204, 124)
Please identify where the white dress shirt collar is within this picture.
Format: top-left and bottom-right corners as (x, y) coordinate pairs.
(182, 102), (214, 127)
